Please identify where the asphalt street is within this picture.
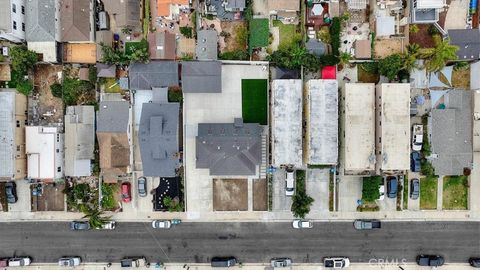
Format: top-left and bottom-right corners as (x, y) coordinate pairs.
(0, 221), (478, 264)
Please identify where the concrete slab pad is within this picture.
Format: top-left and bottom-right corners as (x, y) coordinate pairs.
(337, 176), (362, 211)
(272, 168), (292, 211)
(306, 169), (329, 212)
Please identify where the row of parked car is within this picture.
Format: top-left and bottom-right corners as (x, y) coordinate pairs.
(0, 257), (80, 267)
(69, 219), (181, 230)
(379, 176), (419, 200)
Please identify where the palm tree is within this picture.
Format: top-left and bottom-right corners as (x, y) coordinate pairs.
(419, 35), (459, 72)
(402, 43), (420, 71)
(81, 205), (110, 229)
(339, 52), (353, 66)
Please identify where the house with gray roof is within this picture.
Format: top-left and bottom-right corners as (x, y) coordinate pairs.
(196, 29), (218, 60)
(129, 61), (179, 90)
(139, 103), (180, 177)
(181, 61), (222, 93)
(64, 106), (95, 177)
(196, 118), (262, 175)
(430, 90), (473, 175)
(26, 0), (60, 62)
(96, 101), (131, 182)
(448, 29), (480, 61)
(103, 0), (140, 28)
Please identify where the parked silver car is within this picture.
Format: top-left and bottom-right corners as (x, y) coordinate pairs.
(271, 258), (292, 268)
(137, 177), (147, 197)
(410, 178), (420, 200)
(58, 257), (81, 266)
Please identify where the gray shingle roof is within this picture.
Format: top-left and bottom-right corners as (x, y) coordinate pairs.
(26, 0), (58, 42)
(431, 90), (473, 175)
(306, 39), (326, 56)
(129, 61), (179, 90)
(97, 63), (116, 78)
(196, 119), (262, 175)
(448, 29), (480, 60)
(196, 30), (218, 60)
(96, 101), (130, 133)
(139, 103), (180, 177)
(181, 61), (222, 93)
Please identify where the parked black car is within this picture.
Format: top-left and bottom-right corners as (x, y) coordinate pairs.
(411, 151), (421, 172)
(211, 257), (237, 267)
(386, 176), (398, 198)
(416, 255), (444, 266)
(410, 178), (420, 200)
(70, 221), (90, 231)
(470, 258), (480, 268)
(5, 181), (17, 203)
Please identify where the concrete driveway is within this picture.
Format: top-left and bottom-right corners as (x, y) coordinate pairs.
(407, 172), (421, 211)
(272, 168), (292, 211)
(377, 177), (397, 211)
(337, 176), (362, 211)
(306, 169), (329, 212)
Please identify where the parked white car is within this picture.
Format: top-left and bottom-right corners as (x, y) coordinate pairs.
(58, 257), (81, 267)
(412, 125), (423, 151)
(8, 257), (31, 267)
(292, 220), (313, 229)
(152, 220), (171, 229)
(285, 169), (295, 196)
(100, 221), (116, 230)
(378, 184), (385, 200)
(324, 257), (350, 268)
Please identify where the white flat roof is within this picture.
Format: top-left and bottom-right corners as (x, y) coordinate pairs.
(272, 79), (303, 167)
(378, 83), (411, 171)
(307, 79), (338, 165)
(28, 42), (58, 63)
(344, 83), (376, 171)
(376, 16), (395, 37)
(26, 126), (59, 179)
(416, 0), (445, 9)
(0, 91), (15, 178)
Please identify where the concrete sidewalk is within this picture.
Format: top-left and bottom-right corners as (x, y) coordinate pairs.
(0, 208), (475, 222)
(9, 263), (475, 270)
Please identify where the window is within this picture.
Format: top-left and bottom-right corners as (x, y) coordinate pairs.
(57, 167), (61, 172)
(56, 149), (59, 153)
(22, 22), (25, 32)
(12, 3), (16, 13)
(56, 134), (59, 142)
(16, 145), (20, 151)
(21, 5), (24, 14)
(379, 137), (382, 143)
(13, 21), (16, 30)
(16, 120), (20, 127)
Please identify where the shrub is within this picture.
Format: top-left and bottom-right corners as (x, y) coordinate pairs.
(101, 184), (117, 210)
(180, 27), (193, 38)
(291, 170), (314, 218)
(362, 176), (381, 203)
(421, 159), (435, 176)
(50, 83), (62, 98)
(219, 50), (249, 60)
(88, 65), (97, 83)
(163, 196), (184, 212)
(168, 87), (183, 102)
(409, 24), (419, 33)
(379, 54), (403, 81)
(329, 17), (342, 57)
(16, 80), (33, 96)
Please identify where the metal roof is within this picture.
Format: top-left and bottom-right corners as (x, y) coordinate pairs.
(196, 119), (262, 175)
(139, 103), (180, 177)
(181, 61), (222, 93)
(196, 30), (218, 60)
(129, 61), (179, 90)
(96, 101), (130, 133)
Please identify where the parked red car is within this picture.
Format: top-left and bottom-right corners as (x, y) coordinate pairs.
(121, 182), (131, 203)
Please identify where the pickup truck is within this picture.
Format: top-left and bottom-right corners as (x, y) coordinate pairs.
(412, 125), (424, 151)
(353, 219), (381, 230)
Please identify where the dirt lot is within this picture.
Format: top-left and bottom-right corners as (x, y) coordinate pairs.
(31, 183), (65, 211)
(33, 64), (64, 126)
(253, 178), (267, 211)
(409, 24), (435, 48)
(374, 38), (405, 59)
(220, 21), (247, 52)
(452, 67), (470, 89)
(213, 179), (248, 211)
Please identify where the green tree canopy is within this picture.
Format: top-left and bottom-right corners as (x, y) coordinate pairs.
(10, 46), (37, 75)
(362, 176), (381, 203)
(378, 54), (403, 81)
(419, 35), (459, 72)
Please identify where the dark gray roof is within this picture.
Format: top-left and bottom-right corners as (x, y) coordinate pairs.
(129, 61), (179, 90)
(226, 0), (246, 9)
(271, 67), (300, 79)
(196, 30), (218, 60)
(181, 61), (222, 93)
(26, 0), (57, 42)
(196, 119), (262, 175)
(431, 90), (473, 175)
(448, 29), (480, 60)
(306, 39), (326, 56)
(139, 103), (180, 177)
(96, 101), (130, 133)
(97, 63), (116, 78)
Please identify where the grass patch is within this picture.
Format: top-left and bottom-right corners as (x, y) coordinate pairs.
(329, 172), (334, 211)
(403, 175), (408, 210)
(420, 176), (438, 209)
(358, 63), (380, 83)
(249, 19), (269, 50)
(241, 79), (268, 125)
(125, 41), (148, 55)
(103, 78), (123, 93)
(101, 183), (118, 210)
(143, 0), (150, 38)
(272, 20), (300, 50)
(443, 176), (468, 210)
(452, 67), (470, 89)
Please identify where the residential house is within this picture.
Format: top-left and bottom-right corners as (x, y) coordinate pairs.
(64, 106), (95, 177)
(430, 90), (473, 175)
(272, 79), (303, 167)
(410, 0), (445, 24)
(196, 29), (218, 60)
(139, 102), (180, 177)
(103, 0), (140, 29)
(305, 39), (326, 56)
(63, 43), (97, 64)
(96, 63), (116, 78)
(148, 31), (176, 60)
(204, 0), (245, 20)
(152, 0), (189, 20)
(129, 61), (179, 90)
(375, 83), (410, 173)
(26, 0), (61, 62)
(306, 79), (338, 165)
(0, 0), (26, 43)
(26, 126), (64, 181)
(181, 61), (222, 93)
(59, 0), (93, 42)
(448, 29), (480, 61)
(196, 118), (262, 175)
(343, 83), (376, 174)
(0, 89), (27, 181)
(96, 30), (113, 61)
(96, 101), (131, 183)
(268, 0), (299, 22)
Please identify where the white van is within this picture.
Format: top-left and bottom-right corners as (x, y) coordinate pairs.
(285, 169), (295, 196)
(8, 257), (31, 267)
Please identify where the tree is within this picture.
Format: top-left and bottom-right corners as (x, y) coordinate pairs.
(10, 46), (37, 75)
(419, 35), (459, 72)
(378, 54), (403, 81)
(409, 24), (419, 33)
(402, 43), (420, 72)
(180, 27), (193, 38)
(339, 52), (353, 66)
(16, 80), (33, 96)
(362, 176), (381, 203)
(50, 83), (62, 98)
(329, 17), (342, 57)
(163, 196), (184, 212)
(81, 205), (111, 229)
(291, 170), (314, 219)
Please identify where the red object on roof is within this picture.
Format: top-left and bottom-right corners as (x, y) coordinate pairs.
(322, 66), (336, 79)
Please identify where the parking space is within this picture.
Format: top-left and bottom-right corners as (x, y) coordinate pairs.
(408, 172), (421, 211)
(376, 177), (397, 211)
(8, 180), (31, 212)
(337, 176), (362, 212)
(31, 183), (65, 212)
(272, 168), (292, 212)
(306, 169), (329, 212)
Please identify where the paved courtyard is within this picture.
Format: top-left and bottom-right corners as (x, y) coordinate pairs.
(337, 175), (362, 212)
(272, 168), (292, 212)
(306, 169), (329, 212)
